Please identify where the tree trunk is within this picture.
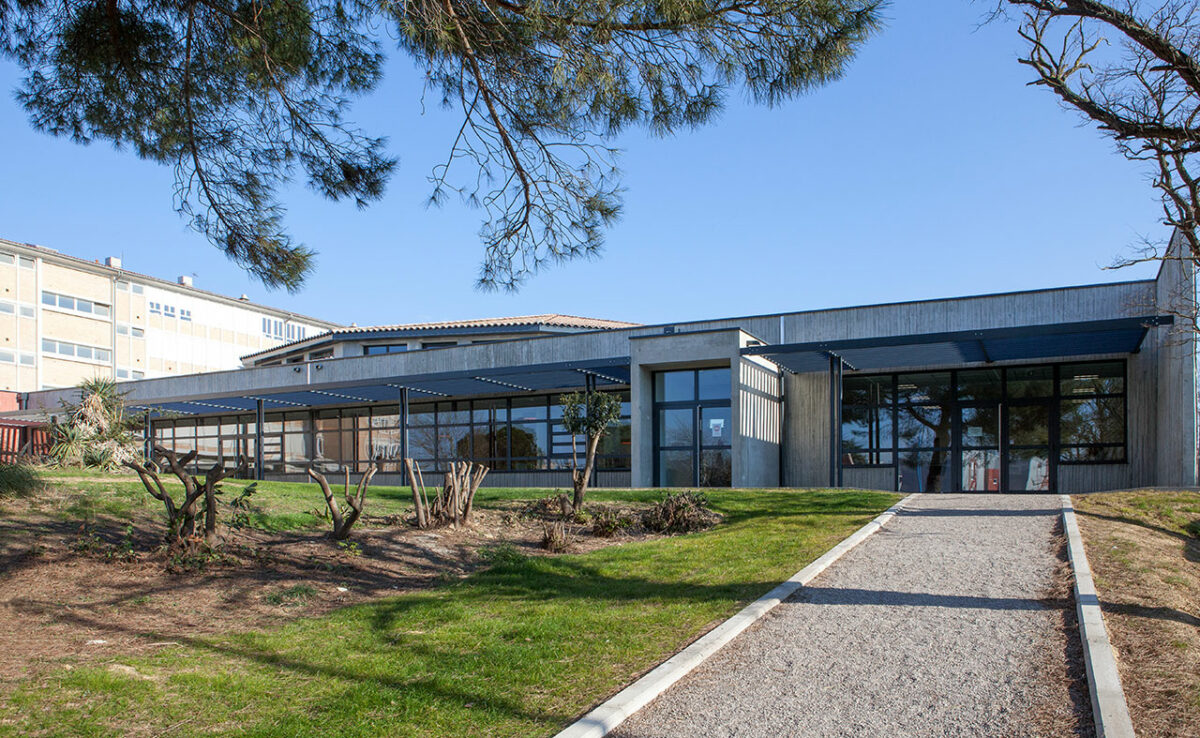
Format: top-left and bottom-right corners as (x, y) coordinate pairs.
(572, 434), (602, 512)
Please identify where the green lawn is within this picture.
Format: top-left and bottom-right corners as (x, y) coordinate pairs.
(1, 481), (897, 737)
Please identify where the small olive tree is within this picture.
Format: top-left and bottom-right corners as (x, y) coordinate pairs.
(560, 391), (623, 513)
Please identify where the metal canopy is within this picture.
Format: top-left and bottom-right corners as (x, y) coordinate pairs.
(130, 357), (631, 417)
(743, 316), (1174, 374)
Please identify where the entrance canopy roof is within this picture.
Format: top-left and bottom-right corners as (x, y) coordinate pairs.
(128, 357), (631, 417)
(742, 316), (1174, 374)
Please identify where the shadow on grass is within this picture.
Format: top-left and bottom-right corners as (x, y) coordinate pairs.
(1074, 508), (1200, 565)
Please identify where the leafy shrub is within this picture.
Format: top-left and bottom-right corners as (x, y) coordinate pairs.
(47, 378), (139, 469)
(478, 542), (526, 567)
(591, 507), (634, 538)
(0, 463), (43, 498)
(641, 491), (721, 535)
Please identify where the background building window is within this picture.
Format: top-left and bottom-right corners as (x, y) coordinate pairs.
(364, 344), (408, 355)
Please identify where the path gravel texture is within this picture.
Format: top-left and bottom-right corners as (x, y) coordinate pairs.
(612, 494), (1079, 738)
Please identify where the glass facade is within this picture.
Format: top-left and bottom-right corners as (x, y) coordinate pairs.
(653, 367), (732, 487)
(842, 360), (1127, 492)
(152, 391), (631, 475)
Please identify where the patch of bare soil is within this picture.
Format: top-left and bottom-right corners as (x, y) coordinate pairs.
(1032, 522), (1095, 738)
(0, 499), (657, 691)
(1075, 508), (1200, 738)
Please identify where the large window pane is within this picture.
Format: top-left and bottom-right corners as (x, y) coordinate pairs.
(842, 404), (892, 464)
(699, 450), (731, 486)
(507, 422), (547, 458)
(1008, 404), (1050, 446)
(898, 449), (951, 492)
(658, 408), (693, 447)
(843, 375), (892, 406)
(960, 405), (999, 447)
(697, 368), (731, 400)
(1061, 397), (1124, 448)
(957, 369), (1002, 402)
(655, 371), (694, 402)
(658, 450), (694, 486)
(1007, 366), (1054, 399)
(897, 405), (950, 449)
(700, 406), (731, 447)
(1008, 449), (1052, 491)
(961, 449), (1000, 492)
(440, 425), (472, 461)
(896, 372), (951, 405)
(1061, 362), (1124, 396)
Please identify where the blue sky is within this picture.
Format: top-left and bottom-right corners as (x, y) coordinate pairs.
(0, 0), (1165, 327)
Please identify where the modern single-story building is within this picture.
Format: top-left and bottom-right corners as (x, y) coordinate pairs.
(10, 238), (1198, 494)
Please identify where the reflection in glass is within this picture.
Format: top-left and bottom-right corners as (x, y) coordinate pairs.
(843, 375), (892, 406)
(700, 450), (732, 486)
(842, 404), (893, 465)
(896, 372), (952, 405)
(957, 369), (1001, 402)
(897, 405), (950, 449)
(659, 408), (693, 447)
(1008, 404), (1050, 446)
(898, 449), (951, 492)
(961, 449), (1000, 491)
(960, 406), (1000, 447)
(659, 450), (694, 486)
(1007, 366), (1053, 398)
(655, 371), (694, 402)
(1061, 397), (1124, 447)
(1008, 449), (1051, 491)
(1061, 361), (1123, 396)
(697, 368), (732, 400)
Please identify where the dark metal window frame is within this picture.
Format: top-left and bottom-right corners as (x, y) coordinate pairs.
(840, 359), (1128, 492)
(652, 368), (733, 487)
(152, 389), (632, 475)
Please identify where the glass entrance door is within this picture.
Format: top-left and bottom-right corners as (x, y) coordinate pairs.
(653, 368), (732, 487)
(1003, 401), (1054, 492)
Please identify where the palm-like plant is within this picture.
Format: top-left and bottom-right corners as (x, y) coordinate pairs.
(47, 378), (140, 469)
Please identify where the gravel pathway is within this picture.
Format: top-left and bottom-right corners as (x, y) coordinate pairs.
(611, 494), (1081, 738)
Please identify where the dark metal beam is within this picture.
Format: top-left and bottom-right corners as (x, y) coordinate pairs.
(254, 399), (265, 481)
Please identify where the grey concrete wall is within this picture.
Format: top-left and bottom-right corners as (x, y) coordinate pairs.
(734, 355), (781, 487)
(1154, 230), (1199, 487)
(780, 281), (1156, 346)
(843, 467), (894, 492)
(783, 371), (831, 487)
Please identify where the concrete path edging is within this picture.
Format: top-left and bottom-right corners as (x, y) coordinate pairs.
(554, 492), (921, 738)
(1059, 494), (1137, 738)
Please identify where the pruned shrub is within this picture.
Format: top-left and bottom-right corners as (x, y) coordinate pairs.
(519, 492), (573, 521)
(0, 463), (43, 498)
(541, 520), (568, 552)
(590, 507), (634, 538)
(641, 491), (721, 534)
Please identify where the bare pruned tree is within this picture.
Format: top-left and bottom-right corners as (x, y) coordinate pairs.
(1006, 0), (1200, 331)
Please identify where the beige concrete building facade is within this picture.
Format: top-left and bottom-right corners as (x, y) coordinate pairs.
(0, 238), (339, 392)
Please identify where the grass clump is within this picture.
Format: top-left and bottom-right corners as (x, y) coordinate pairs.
(0, 463), (43, 498)
(478, 542), (526, 567)
(266, 585), (317, 606)
(641, 491), (721, 534)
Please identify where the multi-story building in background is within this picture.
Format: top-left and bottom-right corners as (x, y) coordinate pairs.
(0, 238), (339, 392)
